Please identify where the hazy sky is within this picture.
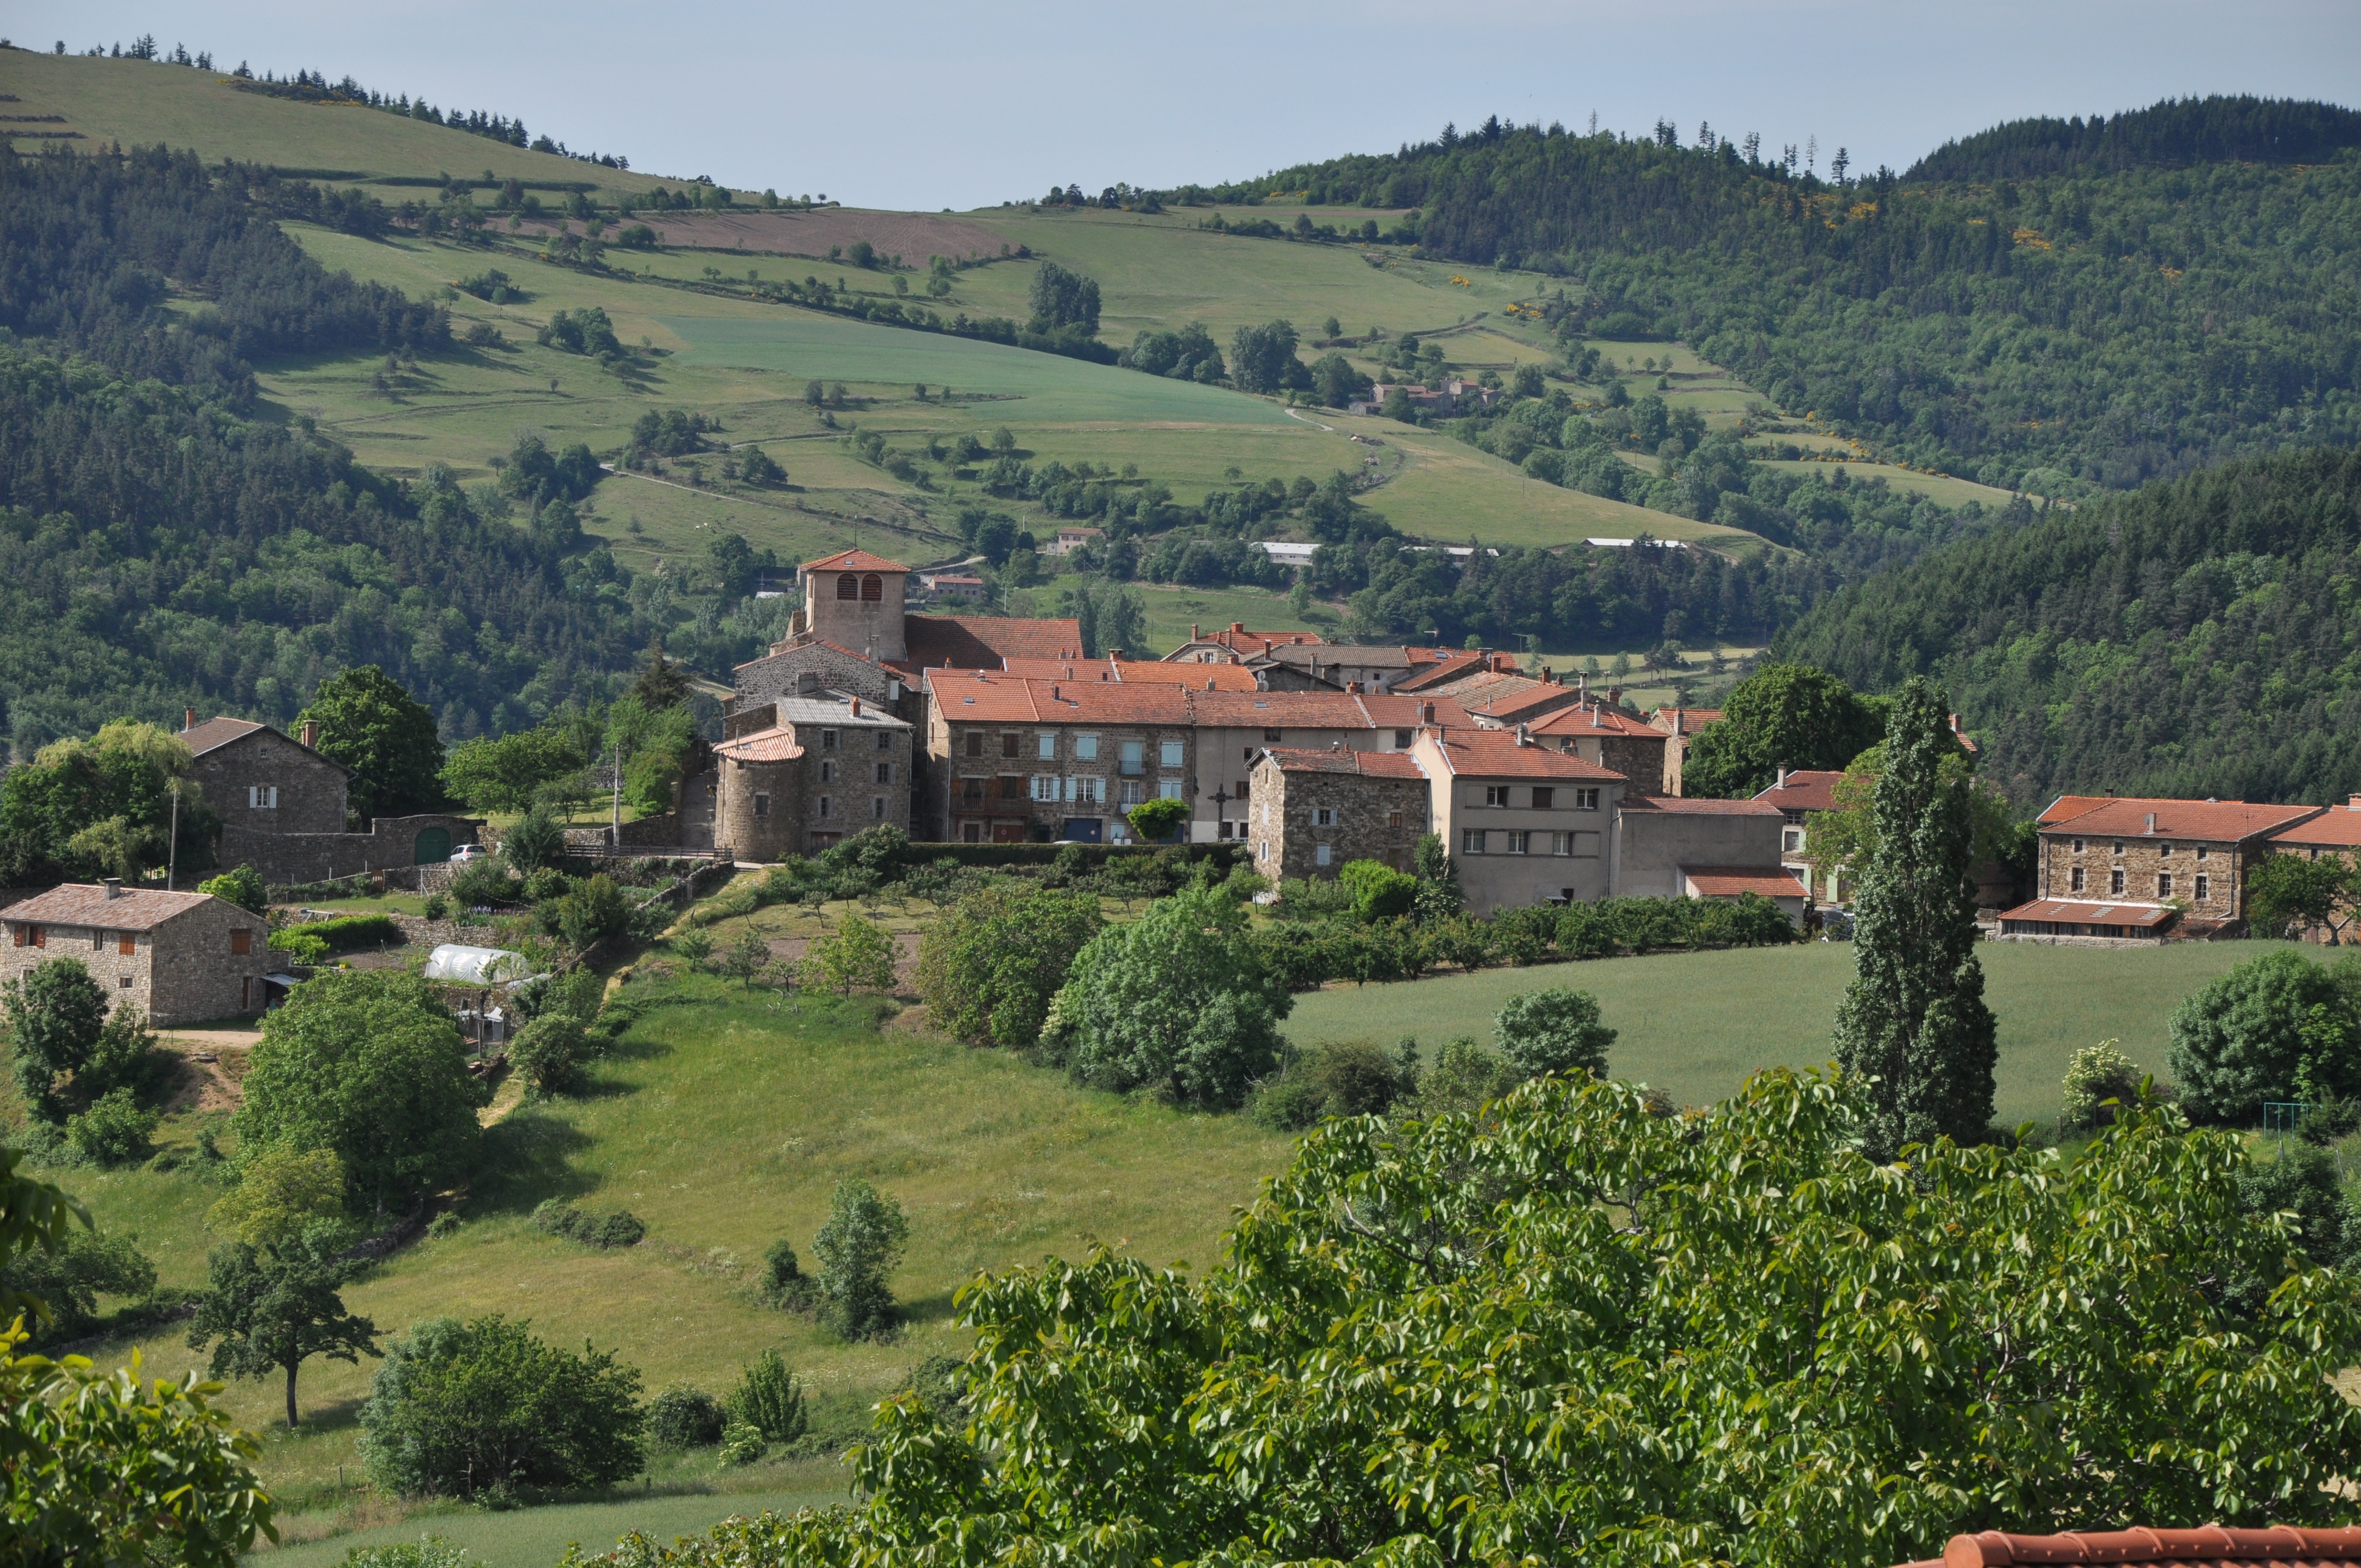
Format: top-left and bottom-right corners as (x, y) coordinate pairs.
(19, 1), (2361, 208)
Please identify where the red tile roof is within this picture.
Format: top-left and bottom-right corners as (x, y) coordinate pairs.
(1425, 729), (1625, 781)
(1394, 652), (1500, 692)
(922, 672), (1194, 725)
(1753, 769), (1849, 813)
(2267, 805), (2361, 848)
(1683, 866), (1809, 899)
(1908, 1526), (2361, 1568)
(1623, 794), (1782, 815)
(1355, 693), (1475, 728)
(2037, 797), (2324, 843)
(2039, 794), (2118, 825)
(1178, 624), (1324, 660)
(713, 726), (804, 763)
(799, 548), (909, 573)
(995, 658), (1261, 690)
(1192, 690), (1376, 728)
(1529, 701), (1664, 739)
(1649, 707), (1723, 736)
(1, 885), (231, 933)
(900, 615), (1085, 672)
(1997, 897), (2177, 930)
(1263, 747), (1428, 779)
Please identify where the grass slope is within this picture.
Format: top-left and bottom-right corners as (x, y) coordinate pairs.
(0, 51), (666, 198)
(1285, 939), (2292, 1126)
(256, 1487), (837, 1567)
(66, 966), (1292, 1510)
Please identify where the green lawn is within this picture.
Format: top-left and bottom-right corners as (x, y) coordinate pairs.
(63, 968), (1294, 1512)
(1285, 939), (2297, 1126)
(255, 1482), (838, 1566)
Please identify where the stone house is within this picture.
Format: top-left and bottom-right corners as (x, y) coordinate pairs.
(1188, 690), (1473, 843)
(2263, 797), (2361, 942)
(1043, 526), (1102, 557)
(2, 881), (269, 1025)
(923, 672), (1194, 844)
(1246, 747), (1431, 881)
(182, 712), (479, 879)
(2007, 794), (2327, 938)
(1162, 623), (1322, 666)
(1530, 698), (1677, 795)
(1410, 725), (1628, 914)
(712, 690), (913, 859)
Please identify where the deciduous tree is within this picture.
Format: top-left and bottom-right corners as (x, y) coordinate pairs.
(297, 666), (446, 822)
(186, 1222), (379, 1428)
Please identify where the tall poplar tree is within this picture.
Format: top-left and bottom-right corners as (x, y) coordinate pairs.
(1832, 676), (1996, 1157)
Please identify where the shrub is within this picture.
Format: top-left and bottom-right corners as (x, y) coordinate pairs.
(1338, 860), (1417, 922)
(531, 1199), (645, 1249)
(1126, 797), (1191, 843)
(64, 1087), (156, 1167)
(421, 893), (450, 922)
(357, 1315), (646, 1498)
(726, 1349), (807, 1442)
(647, 1385), (726, 1449)
(509, 1014), (586, 1095)
(1310, 1037), (1412, 1115)
(522, 866), (570, 903)
(1494, 987), (1617, 1080)
(801, 914), (897, 996)
(2060, 1040), (2145, 1131)
(1404, 1036), (1521, 1118)
(2168, 949), (2357, 1121)
(759, 1238), (818, 1311)
(558, 874), (629, 950)
(502, 806), (565, 873)
(915, 884), (1103, 1050)
(197, 863), (267, 914)
(341, 1536), (472, 1568)
(2, 956), (108, 1123)
(812, 1178), (909, 1342)
(448, 856), (519, 908)
(718, 1419), (766, 1465)
(672, 928), (715, 970)
(1249, 1074), (1331, 1132)
(0, 1228), (156, 1341)
(267, 913), (400, 960)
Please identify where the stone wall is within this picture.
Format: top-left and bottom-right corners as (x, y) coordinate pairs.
(1247, 757), (1428, 884)
(715, 751), (810, 863)
(192, 729), (349, 836)
(218, 813), (481, 885)
(1615, 805), (1783, 900)
(2038, 832), (2250, 919)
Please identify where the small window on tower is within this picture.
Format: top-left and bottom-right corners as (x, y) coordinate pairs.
(837, 574), (859, 600)
(753, 793), (770, 819)
(861, 573), (883, 601)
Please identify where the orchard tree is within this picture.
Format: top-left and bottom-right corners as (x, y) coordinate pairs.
(2, 957), (107, 1123)
(812, 1178), (910, 1342)
(2246, 853), (2361, 942)
(1831, 677), (1996, 1156)
(297, 666), (445, 821)
(914, 884), (1102, 1050)
(186, 1221), (379, 1427)
(1494, 987), (1616, 1078)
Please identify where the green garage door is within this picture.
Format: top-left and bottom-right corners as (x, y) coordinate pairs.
(414, 827), (452, 864)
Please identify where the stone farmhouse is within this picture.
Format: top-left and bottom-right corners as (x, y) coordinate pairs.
(923, 672), (1194, 844)
(1997, 794), (2326, 942)
(1525, 696), (1677, 794)
(712, 689), (915, 861)
(1187, 689), (1475, 844)
(2, 881), (269, 1025)
(2262, 797), (2361, 941)
(1645, 707), (1722, 797)
(182, 713), (480, 882)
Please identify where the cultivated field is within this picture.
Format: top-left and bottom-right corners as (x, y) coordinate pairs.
(1285, 938), (2289, 1126)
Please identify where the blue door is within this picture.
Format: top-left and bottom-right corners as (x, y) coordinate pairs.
(1060, 817), (1103, 843)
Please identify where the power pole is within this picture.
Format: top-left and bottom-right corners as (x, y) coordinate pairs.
(610, 740), (623, 848)
(166, 781), (180, 891)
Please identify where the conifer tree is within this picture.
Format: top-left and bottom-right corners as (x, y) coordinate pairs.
(1831, 677), (1996, 1157)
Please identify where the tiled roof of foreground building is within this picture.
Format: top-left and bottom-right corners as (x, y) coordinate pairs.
(1897, 1526), (2361, 1568)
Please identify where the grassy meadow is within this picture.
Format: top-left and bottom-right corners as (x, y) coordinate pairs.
(1285, 938), (2291, 1126)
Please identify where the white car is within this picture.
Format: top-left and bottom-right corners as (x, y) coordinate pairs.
(448, 844), (491, 864)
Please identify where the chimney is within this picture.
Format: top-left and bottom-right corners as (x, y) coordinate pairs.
(1590, 704), (1602, 729)
(2106, 787), (2116, 797)
(1515, 723), (1533, 747)
(1191, 623), (1201, 640)
(2351, 794), (2361, 811)
(1419, 703), (1436, 725)
(103, 877), (122, 900)
(300, 719), (319, 750)
(1777, 767), (1789, 788)
(2144, 811), (2157, 834)
(1205, 678), (1217, 692)
(1672, 707), (1686, 737)
(184, 707), (196, 731)
(1346, 680), (1362, 694)
(1231, 623), (1245, 635)
(1107, 649), (1124, 661)
(849, 696), (862, 717)
(1606, 686), (1622, 709)
(1049, 685), (1059, 701)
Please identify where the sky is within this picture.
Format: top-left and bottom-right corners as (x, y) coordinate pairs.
(17, 1), (2361, 209)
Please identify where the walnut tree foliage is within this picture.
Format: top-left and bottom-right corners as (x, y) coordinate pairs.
(572, 1069), (2361, 1568)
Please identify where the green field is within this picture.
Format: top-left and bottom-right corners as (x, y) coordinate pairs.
(1285, 939), (2293, 1126)
(257, 1485), (836, 1566)
(0, 51), (668, 200)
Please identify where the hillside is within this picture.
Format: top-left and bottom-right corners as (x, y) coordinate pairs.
(1214, 98), (2361, 490)
(1776, 443), (2361, 809)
